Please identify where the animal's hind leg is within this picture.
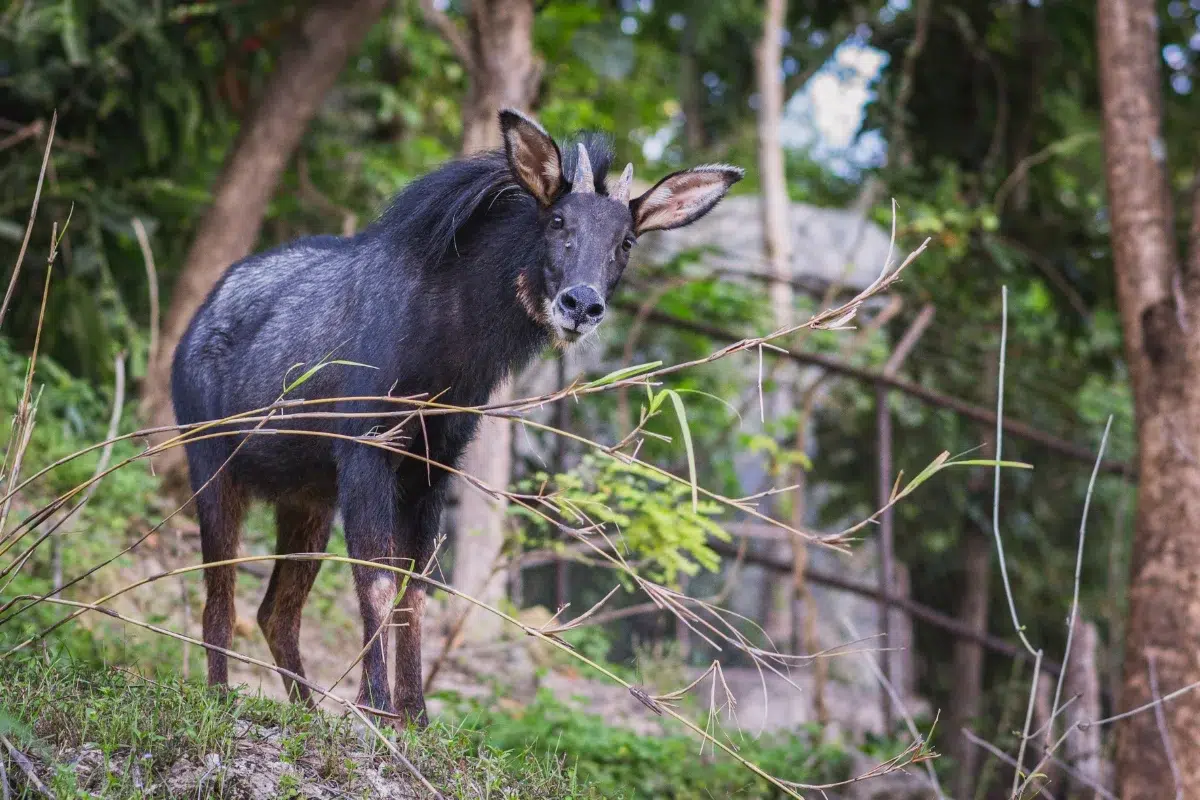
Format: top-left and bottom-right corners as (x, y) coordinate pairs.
(194, 470), (248, 690)
(257, 497), (333, 704)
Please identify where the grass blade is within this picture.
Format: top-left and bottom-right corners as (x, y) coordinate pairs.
(582, 360), (663, 389)
(666, 389), (698, 512)
(283, 359), (377, 395)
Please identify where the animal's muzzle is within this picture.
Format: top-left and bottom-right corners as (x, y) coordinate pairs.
(555, 285), (605, 330)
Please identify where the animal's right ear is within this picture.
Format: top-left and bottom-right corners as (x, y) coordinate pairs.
(499, 109), (564, 207)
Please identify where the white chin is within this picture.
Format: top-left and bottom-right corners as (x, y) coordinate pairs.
(556, 327), (584, 344)
(550, 317), (592, 344)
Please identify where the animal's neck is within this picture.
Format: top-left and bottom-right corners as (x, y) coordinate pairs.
(377, 179), (552, 405)
(428, 258), (549, 406)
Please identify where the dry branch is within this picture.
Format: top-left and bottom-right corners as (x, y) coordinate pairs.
(620, 305), (1130, 476)
(0, 111), (55, 329)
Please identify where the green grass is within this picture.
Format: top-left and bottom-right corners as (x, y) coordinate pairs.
(0, 654), (879, 800)
(0, 654), (605, 799)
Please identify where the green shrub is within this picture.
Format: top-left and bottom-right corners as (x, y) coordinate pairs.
(513, 452), (730, 587)
(440, 687), (855, 799)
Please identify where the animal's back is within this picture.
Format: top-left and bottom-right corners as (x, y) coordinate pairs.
(173, 235), (365, 421)
(171, 235), (389, 497)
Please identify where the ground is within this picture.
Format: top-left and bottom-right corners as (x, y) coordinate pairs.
(0, 656), (597, 799)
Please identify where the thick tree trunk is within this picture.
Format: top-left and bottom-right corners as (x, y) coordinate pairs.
(1098, 2), (1200, 796)
(460, 1), (539, 155)
(140, 0), (389, 480)
(947, 527), (990, 798)
(449, 0), (539, 643)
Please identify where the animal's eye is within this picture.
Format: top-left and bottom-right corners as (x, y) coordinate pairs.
(621, 237), (635, 252)
(550, 214), (565, 229)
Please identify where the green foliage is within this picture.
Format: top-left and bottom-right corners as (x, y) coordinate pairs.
(0, 1), (466, 382)
(0, 340), (154, 513)
(0, 339), (159, 655)
(1, 0), (251, 381)
(514, 452), (729, 586)
(440, 687), (857, 800)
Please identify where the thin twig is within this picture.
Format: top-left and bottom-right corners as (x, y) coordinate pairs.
(982, 286), (1045, 799)
(1148, 653), (1184, 800)
(991, 286), (1038, 657)
(840, 615), (945, 799)
(131, 218), (160, 373)
(0, 210), (66, 546)
(961, 729), (1055, 800)
(1013, 650), (1044, 798)
(0, 735), (46, 796)
(50, 354), (126, 590)
(0, 111), (56, 329)
(1046, 417), (1112, 746)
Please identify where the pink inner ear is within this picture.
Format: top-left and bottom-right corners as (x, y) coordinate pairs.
(637, 173), (728, 231)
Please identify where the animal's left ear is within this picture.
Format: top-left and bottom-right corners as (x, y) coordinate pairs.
(499, 109), (564, 207)
(630, 164), (744, 235)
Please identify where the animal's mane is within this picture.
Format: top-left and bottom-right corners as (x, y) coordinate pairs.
(366, 131), (617, 266)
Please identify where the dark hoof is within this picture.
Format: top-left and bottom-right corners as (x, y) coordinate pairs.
(396, 697), (429, 729)
(355, 689), (396, 726)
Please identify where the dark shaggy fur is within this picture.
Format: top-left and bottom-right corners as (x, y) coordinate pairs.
(172, 111), (741, 725)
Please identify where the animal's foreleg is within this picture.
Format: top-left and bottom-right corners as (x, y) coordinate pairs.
(394, 483), (447, 727)
(340, 449), (401, 718)
(393, 584), (428, 725)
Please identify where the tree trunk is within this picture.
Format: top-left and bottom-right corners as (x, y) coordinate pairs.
(461, 1), (539, 155)
(139, 0), (389, 480)
(756, 0), (797, 652)
(449, 0), (539, 643)
(1066, 620), (1111, 798)
(948, 526), (990, 799)
(757, 0), (792, 335)
(756, 0), (829, 721)
(1031, 670), (1060, 798)
(680, 16), (706, 154)
(1098, 2), (1200, 795)
(889, 561), (916, 702)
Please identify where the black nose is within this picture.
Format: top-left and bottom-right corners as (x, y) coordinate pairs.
(556, 285), (605, 327)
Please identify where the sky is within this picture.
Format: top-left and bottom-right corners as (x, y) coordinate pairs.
(780, 40), (890, 178)
(638, 3), (900, 181)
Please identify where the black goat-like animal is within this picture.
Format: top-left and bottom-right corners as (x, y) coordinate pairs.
(171, 109), (742, 724)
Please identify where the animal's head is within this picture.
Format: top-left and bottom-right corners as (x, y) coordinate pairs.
(499, 109), (743, 345)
